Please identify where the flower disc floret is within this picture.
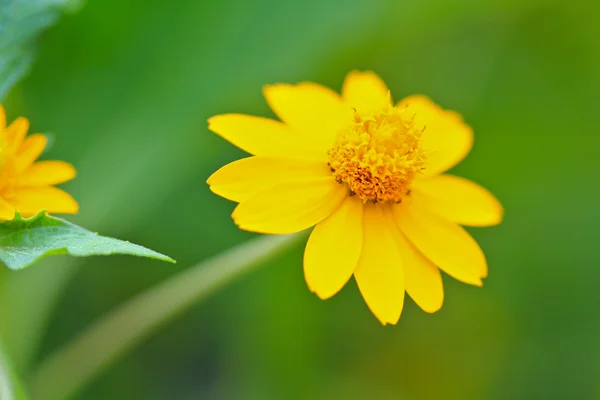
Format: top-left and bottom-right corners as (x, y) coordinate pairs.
(327, 107), (427, 204)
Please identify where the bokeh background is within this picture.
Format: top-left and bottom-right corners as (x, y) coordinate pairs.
(1, 0), (600, 398)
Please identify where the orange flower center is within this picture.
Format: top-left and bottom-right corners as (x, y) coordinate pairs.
(327, 106), (427, 204)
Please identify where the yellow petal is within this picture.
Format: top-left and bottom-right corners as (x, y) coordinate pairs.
(354, 204), (405, 325)
(342, 71), (391, 115)
(304, 196), (363, 299)
(18, 161), (77, 186)
(208, 114), (323, 161)
(232, 175), (347, 234)
(386, 209), (444, 313)
(412, 174), (503, 227)
(14, 134), (48, 172)
(9, 186), (79, 217)
(0, 105), (5, 130)
(3, 117), (29, 154)
(393, 200), (486, 286)
(207, 156), (325, 203)
(399, 95), (473, 176)
(263, 83), (351, 153)
(0, 196), (15, 220)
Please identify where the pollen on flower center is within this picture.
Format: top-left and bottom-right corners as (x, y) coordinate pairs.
(327, 106), (427, 204)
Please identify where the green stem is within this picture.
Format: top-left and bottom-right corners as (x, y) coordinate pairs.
(28, 233), (303, 400)
(0, 338), (28, 400)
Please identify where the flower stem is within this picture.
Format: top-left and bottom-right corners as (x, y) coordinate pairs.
(28, 233), (304, 400)
(0, 338), (27, 400)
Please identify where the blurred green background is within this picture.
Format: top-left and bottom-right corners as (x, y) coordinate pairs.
(1, 0), (600, 398)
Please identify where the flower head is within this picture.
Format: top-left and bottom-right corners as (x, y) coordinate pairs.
(0, 105), (78, 220)
(207, 71), (502, 325)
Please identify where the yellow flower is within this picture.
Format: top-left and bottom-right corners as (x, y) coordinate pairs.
(0, 105), (78, 220)
(207, 71), (502, 325)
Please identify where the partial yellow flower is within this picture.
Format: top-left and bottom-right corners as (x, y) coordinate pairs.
(0, 105), (78, 220)
(207, 71), (502, 325)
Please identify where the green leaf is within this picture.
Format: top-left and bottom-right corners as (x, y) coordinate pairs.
(0, 0), (82, 99)
(0, 212), (174, 270)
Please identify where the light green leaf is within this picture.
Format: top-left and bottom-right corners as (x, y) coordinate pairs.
(0, 212), (174, 270)
(0, 0), (82, 99)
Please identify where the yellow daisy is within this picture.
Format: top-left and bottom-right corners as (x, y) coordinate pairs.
(0, 105), (78, 220)
(207, 71), (502, 325)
